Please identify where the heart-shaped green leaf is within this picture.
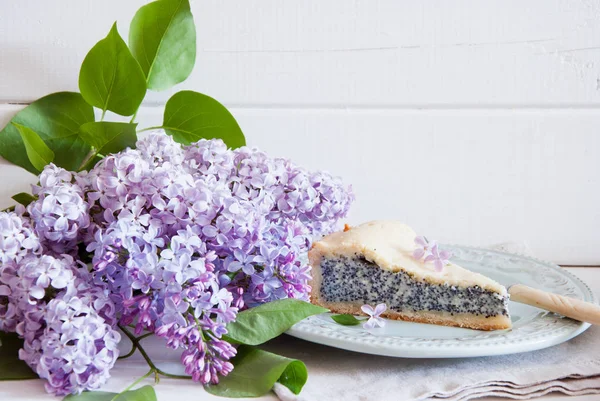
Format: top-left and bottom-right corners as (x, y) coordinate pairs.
(0, 332), (37, 380)
(205, 345), (308, 397)
(12, 123), (54, 172)
(0, 92), (94, 174)
(79, 122), (137, 157)
(331, 314), (364, 326)
(129, 0), (196, 91)
(62, 385), (156, 401)
(79, 23), (147, 116)
(11, 192), (37, 207)
(225, 299), (328, 346)
(162, 90), (245, 149)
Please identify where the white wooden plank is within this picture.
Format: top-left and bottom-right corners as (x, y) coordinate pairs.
(1, 104), (598, 265)
(1, 0), (600, 106)
(237, 109), (600, 266)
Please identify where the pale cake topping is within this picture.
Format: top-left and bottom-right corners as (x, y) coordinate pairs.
(311, 220), (506, 294)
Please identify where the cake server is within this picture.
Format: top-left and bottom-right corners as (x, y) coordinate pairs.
(508, 284), (600, 325)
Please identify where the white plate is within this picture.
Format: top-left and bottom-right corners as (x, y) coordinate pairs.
(286, 246), (595, 358)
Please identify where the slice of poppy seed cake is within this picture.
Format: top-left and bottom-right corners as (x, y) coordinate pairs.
(309, 221), (511, 331)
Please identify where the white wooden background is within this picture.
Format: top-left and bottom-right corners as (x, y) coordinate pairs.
(0, 0), (599, 265)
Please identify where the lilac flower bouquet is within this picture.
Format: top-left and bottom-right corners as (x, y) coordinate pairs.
(0, 131), (353, 396)
(0, 1), (353, 399)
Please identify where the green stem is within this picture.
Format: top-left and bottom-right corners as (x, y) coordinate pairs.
(101, 109), (107, 121)
(130, 108), (139, 124)
(119, 325), (155, 368)
(137, 126), (163, 133)
(118, 342), (138, 360)
(136, 332), (155, 341)
(118, 331), (155, 359)
(118, 325), (193, 381)
(154, 368), (192, 380)
(77, 148), (97, 171)
(110, 369), (154, 401)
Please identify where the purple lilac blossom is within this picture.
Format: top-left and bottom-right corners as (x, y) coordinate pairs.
(0, 250), (119, 395)
(361, 303), (387, 329)
(83, 131), (352, 311)
(412, 235), (453, 272)
(425, 243), (453, 272)
(0, 130), (353, 391)
(412, 236), (432, 261)
(84, 131), (352, 382)
(24, 292), (120, 396)
(0, 210), (40, 264)
(0, 253), (75, 333)
(20, 291), (121, 395)
(28, 164), (90, 254)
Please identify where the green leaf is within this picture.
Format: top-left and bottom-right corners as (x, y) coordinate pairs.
(79, 23), (147, 116)
(226, 299), (328, 346)
(0, 92), (94, 174)
(205, 345), (307, 397)
(331, 314), (364, 326)
(79, 122), (137, 156)
(11, 192), (37, 207)
(278, 357), (308, 395)
(0, 332), (37, 380)
(62, 386), (156, 401)
(162, 91), (245, 148)
(12, 123), (54, 172)
(129, 0), (196, 91)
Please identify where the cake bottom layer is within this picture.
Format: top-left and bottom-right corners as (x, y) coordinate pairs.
(312, 256), (512, 331)
(316, 300), (512, 331)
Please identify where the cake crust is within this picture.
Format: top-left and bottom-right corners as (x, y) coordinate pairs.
(311, 299), (512, 331)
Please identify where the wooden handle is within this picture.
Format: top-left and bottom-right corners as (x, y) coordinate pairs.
(509, 284), (600, 325)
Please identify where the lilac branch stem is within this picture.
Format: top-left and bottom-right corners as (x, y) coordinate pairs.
(117, 324), (193, 381)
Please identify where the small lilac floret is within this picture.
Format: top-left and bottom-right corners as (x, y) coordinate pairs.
(412, 235), (452, 272)
(360, 304), (387, 329)
(361, 303), (387, 329)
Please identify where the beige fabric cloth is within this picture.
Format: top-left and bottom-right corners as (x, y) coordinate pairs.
(269, 242), (600, 401)
(269, 313), (600, 401)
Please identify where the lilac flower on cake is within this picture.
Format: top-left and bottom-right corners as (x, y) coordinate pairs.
(412, 236), (434, 261)
(425, 243), (453, 272)
(412, 235), (453, 272)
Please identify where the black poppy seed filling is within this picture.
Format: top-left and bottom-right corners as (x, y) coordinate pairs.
(320, 256), (509, 318)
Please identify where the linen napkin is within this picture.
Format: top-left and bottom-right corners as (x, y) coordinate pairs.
(270, 242), (600, 401)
